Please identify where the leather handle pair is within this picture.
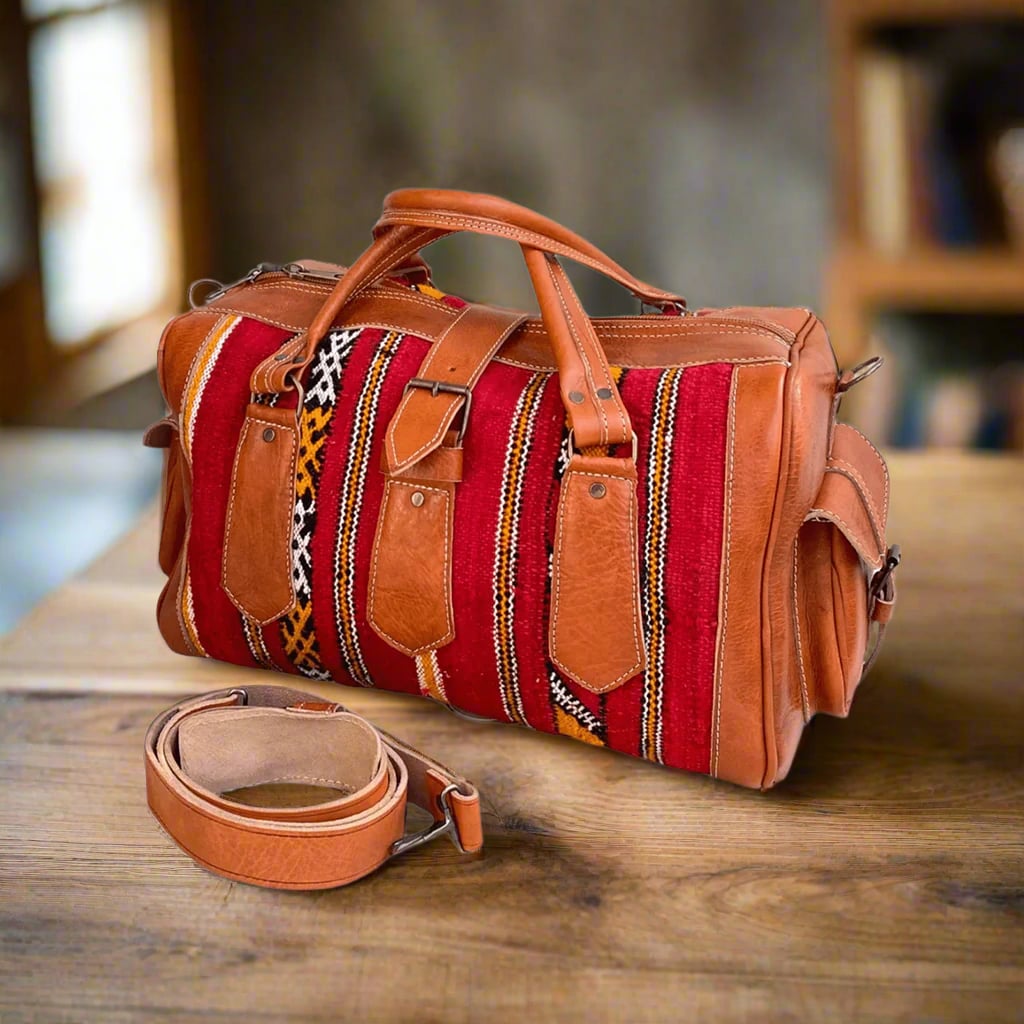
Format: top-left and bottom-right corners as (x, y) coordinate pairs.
(251, 189), (685, 449)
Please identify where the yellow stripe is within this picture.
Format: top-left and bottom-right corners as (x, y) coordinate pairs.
(642, 367), (682, 761)
(180, 315), (239, 460)
(179, 571), (207, 657)
(415, 651), (447, 702)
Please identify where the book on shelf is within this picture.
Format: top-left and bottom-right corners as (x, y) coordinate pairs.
(856, 27), (1024, 252)
(847, 315), (1024, 452)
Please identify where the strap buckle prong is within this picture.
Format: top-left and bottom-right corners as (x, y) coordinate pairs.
(404, 378), (473, 443)
(391, 783), (467, 858)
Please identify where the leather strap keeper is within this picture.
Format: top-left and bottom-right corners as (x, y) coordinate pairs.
(145, 685), (483, 890)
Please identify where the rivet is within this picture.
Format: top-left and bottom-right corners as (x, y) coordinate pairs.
(273, 351), (292, 361)
(262, 427), (276, 442)
(410, 491), (425, 507)
(589, 482), (606, 499)
(596, 387), (613, 399)
(568, 390), (585, 404)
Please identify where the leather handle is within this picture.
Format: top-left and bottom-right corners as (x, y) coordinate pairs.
(377, 189), (686, 308)
(250, 191), (683, 449)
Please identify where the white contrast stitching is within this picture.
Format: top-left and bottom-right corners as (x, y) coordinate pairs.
(840, 424), (890, 521)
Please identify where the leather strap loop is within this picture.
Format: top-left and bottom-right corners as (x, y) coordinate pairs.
(145, 685), (483, 890)
(250, 190), (679, 449)
(377, 189), (686, 308)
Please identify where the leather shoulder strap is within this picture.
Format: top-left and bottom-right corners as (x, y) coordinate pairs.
(145, 685), (483, 890)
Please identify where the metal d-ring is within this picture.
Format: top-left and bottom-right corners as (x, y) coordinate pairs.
(390, 783), (466, 858)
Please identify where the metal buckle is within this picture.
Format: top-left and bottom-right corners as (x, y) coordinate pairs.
(870, 544), (901, 602)
(404, 378), (473, 443)
(390, 783), (467, 858)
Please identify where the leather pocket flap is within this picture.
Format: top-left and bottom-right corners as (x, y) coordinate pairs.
(221, 404), (298, 624)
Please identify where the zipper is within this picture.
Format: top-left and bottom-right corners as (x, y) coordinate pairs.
(188, 262), (345, 308)
(187, 263), (794, 344)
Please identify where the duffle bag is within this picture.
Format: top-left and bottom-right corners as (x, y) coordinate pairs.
(143, 189), (899, 888)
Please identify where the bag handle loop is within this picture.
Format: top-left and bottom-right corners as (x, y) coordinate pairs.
(249, 190), (685, 450)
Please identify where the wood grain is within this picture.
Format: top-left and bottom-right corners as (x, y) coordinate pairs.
(1, 453), (1022, 1023)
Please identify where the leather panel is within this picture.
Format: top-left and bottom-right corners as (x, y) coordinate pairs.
(369, 476), (455, 656)
(712, 363), (786, 787)
(549, 455), (645, 693)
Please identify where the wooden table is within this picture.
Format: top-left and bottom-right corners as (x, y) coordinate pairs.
(1, 454), (1022, 1023)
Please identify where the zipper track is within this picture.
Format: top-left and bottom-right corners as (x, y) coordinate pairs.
(204, 263), (796, 343)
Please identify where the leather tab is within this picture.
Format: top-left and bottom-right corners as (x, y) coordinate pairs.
(222, 403), (298, 624)
(549, 454), (646, 693)
(523, 248), (633, 449)
(369, 465), (456, 655)
(383, 305), (527, 474)
(143, 414), (177, 448)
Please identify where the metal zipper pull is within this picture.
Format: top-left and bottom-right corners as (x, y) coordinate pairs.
(280, 262), (345, 283)
(187, 263), (285, 308)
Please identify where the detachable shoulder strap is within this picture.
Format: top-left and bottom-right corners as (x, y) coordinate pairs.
(144, 685), (483, 890)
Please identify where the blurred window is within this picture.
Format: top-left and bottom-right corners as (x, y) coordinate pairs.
(23, 0), (174, 346)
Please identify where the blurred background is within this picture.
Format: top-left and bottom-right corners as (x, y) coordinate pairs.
(0, 0), (1022, 632)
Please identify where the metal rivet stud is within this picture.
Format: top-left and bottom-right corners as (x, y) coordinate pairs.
(410, 491), (425, 507)
(568, 390), (584, 404)
(589, 482), (606, 499)
(596, 387), (613, 399)
(262, 427), (276, 442)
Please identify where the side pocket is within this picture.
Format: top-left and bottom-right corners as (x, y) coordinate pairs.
(144, 415), (187, 577)
(795, 520), (869, 717)
(796, 422), (895, 719)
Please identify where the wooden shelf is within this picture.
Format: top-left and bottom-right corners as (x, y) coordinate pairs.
(842, 0), (1024, 29)
(830, 247), (1024, 311)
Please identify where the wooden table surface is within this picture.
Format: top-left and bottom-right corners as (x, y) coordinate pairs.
(1, 453), (1022, 1024)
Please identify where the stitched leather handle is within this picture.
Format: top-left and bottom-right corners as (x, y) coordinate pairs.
(377, 189), (686, 307)
(252, 190), (683, 449)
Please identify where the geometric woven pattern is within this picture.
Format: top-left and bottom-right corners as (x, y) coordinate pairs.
(178, 314), (733, 775)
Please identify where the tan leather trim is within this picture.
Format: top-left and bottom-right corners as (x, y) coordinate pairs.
(157, 310), (221, 416)
(368, 475), (456, 656)
(206, 280), (791, 374)
(711, 363), (786, 787)
(158, 438), (186, 578)
(549, 454), (645, 693)
(523, 249), (633, 449)
(156, 550), (191, 656)
(761, 314), (837, 788)
(384, 305), (527, 474)
(221, 404), (299, 624)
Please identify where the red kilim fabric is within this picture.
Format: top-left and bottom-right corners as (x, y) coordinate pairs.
(180, 313), (732, 775)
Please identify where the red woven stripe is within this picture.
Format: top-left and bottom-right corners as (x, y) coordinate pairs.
(434, 361), (551, 720)
(658, 363), (733, 772)
(602, 366), (661, 757)
(309, 329), (424, 694)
